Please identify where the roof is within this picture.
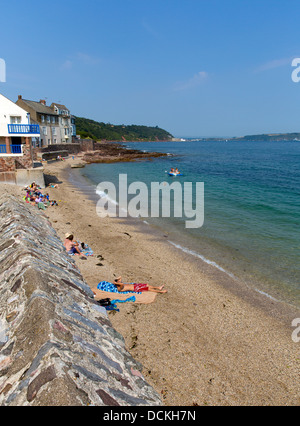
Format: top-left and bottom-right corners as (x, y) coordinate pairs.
(0, 93), (30, 116)
(20, 99), (57, 115)
(51, 102), (69, 111)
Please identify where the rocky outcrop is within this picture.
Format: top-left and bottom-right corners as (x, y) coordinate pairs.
(0, 195), (161, 406)
(82, 141), (168, 164)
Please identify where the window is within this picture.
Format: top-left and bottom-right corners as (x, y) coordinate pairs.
(52, 116), (55, 123)
(47, 116), (50, 123)
(10, 116), (21, 124)
(41, 115), (45, 123)
(42, 127), (47, 135)
(52, 127), (56, 135)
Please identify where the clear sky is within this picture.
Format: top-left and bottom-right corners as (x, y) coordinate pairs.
(1, 0), (300, 137)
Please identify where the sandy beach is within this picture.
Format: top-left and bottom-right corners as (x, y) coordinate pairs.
(2, 156), (300, 406)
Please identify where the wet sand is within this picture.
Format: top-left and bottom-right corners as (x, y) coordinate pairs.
(2, 156), (300, 406)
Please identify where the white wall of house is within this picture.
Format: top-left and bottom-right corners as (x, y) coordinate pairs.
(52, 105), (72, 143)
(0, 93), (30, 137)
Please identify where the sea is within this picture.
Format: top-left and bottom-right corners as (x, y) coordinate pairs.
(74, 140), (300, 309)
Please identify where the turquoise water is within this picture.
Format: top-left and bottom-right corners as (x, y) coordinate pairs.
(80, 140), (300, 307)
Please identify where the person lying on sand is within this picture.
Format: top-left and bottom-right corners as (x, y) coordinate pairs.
(114, 276), (167, 293)
(64, 233), (86, 257)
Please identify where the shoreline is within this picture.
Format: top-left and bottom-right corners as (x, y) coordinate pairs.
(66, 160), (300, 322)
(77, 141), (300, 311)
(2, 157), (300, 405)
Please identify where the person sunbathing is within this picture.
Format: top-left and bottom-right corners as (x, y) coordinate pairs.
(114, 276), (167, 293)
(64, 233), (86, 257)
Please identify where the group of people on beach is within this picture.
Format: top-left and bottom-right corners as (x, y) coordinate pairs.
(64, 230), (167, 295)
(63, 233), (166, 293)
(23, 176), (167, 302)
(22, 182), (59, 210)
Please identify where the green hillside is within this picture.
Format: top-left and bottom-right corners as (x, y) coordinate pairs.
(74, 116), (173, 141)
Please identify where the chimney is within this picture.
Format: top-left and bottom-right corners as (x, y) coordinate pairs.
(40, 99), (46, 105)
(18, 95), (22, 100)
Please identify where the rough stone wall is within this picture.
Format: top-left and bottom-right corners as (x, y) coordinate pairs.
(0, 158), (16, 173)
(79, 139), (99, 152)
(14, 144), (33, 169)
(0, 195), (161, 406)
(33, 143), (81, 159)
(0, 144), (33, 173)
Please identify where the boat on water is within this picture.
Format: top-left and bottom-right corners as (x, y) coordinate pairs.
(168, 168), (182, 176)
(168, 172), (183, 176)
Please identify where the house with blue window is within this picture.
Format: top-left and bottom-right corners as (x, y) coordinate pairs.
(51, 102), (73, 143)
(0, 93), (43, 186)
(16, 96), (60, 147)
(16, 96), (76, 146)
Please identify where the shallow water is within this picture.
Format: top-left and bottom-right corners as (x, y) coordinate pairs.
(78, 140), (300, 308)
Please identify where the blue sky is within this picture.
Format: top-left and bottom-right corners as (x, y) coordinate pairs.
(1, 0), (300, 137)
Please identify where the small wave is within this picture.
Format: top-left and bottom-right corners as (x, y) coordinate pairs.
(96, 189), (118, 206)
(168, 240), (235, 279)
(254, 288), (279, 302)
(95, 189), (129, 215)
(169, 241), (284, 305)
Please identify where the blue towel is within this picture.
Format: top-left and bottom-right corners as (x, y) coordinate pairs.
(97, 281), (141, 295)
(111, 296), (136, 304)
(105, 305), (119, 312)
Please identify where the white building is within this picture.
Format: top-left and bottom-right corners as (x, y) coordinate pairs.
(0, 93), (44, 186)
(16, 96), (75, 147)
(16, 96), (60, 147)
(0, 92), (40, 158)
(51, 103), (73, 143)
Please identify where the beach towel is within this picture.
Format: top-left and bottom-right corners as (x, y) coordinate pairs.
(37, 202), (46, 210)
(105, 305), (120, 312)
(107, 296), (136, 311)
(83, 248), (94, 256)
(97, 281), (140, 294)
(92, 287), (157, 304)
(111, 296), (136, 304)
(77, 241), (93, 256)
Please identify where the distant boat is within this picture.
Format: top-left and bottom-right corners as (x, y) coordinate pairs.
(168, 172), (183, 176)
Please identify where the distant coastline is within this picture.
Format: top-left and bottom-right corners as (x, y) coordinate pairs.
(180, 132), (300, 142)
(75, 116), (173, 142)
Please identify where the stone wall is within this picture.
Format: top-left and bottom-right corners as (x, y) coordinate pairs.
(0, 158), (16, 173)
(79, 139), (99, 152)
(33, 143), (82, 161)
(0, 138), (33, 174)
(0, 195), (161, 406)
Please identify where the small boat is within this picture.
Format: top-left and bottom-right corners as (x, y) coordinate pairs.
(168, 172), (183, 176)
